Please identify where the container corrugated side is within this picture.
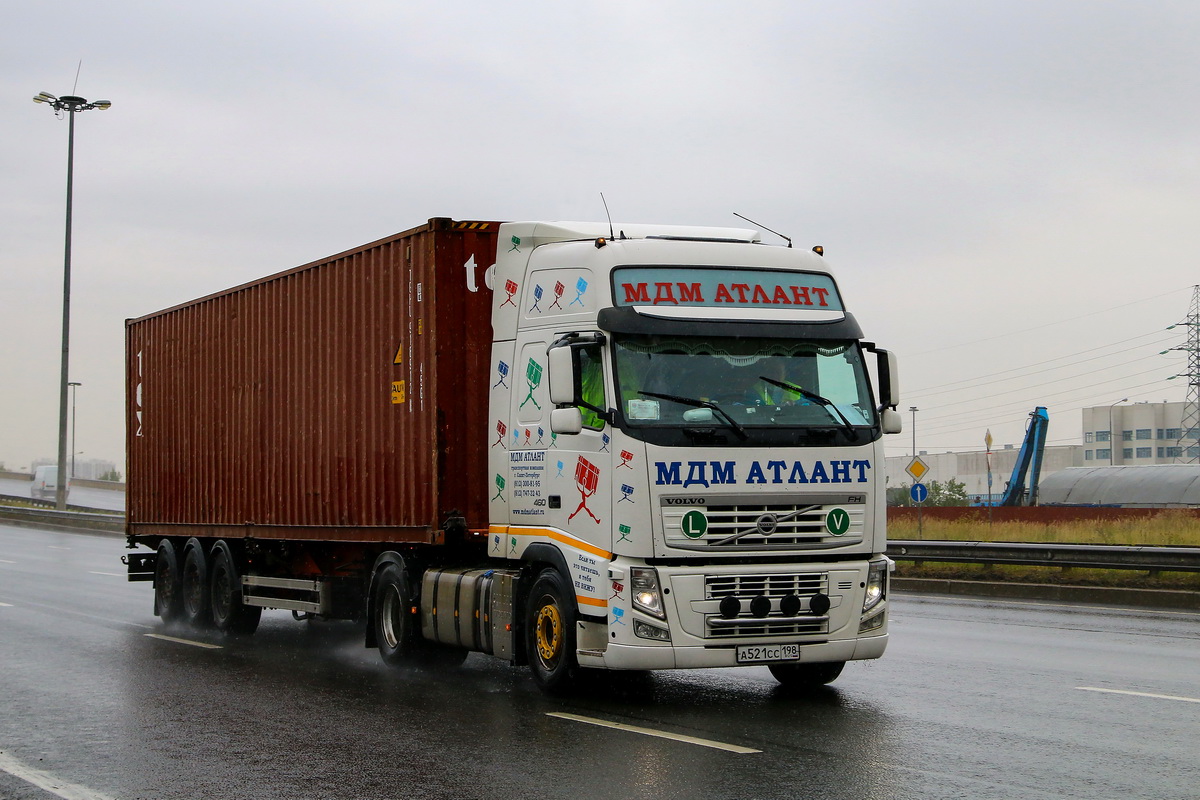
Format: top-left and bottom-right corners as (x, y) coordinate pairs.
(126, 218), (500, 543)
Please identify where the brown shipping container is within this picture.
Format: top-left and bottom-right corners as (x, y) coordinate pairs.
(126, 218), (500, 544)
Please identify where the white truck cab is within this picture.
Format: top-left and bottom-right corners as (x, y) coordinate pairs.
(486, 221), (900, 688)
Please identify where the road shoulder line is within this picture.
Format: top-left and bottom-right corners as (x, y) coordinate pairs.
(1076, 686), (1200, 704)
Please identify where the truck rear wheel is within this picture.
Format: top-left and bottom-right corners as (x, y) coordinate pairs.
(210, 542), (261, 635)
(181, 538), (212, 627)
(768, 660), (845, 688)
(153, 540), (183, 621)
(526, 568), (579, 693)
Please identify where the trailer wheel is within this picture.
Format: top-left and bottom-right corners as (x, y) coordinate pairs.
(768, 660), (845, 688)
(153, 540), (183, 621)
(210, 542), (261, 635)
(373, 562), (421, 665)
(526, 568), (579, 693)
(181, 538), (212, 627)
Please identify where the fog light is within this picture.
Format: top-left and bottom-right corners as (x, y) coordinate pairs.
(859, 607), (885, 633)
(634, 619), (671, 641)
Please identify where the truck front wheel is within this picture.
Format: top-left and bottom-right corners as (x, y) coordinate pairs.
(768, 660), (845, 688)
(526, 568), (579, 693)
(373, 562), (420, 665)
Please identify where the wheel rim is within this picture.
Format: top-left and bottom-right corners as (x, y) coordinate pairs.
(212, 563), (231, 621)
(534, 598), (563, 667)
(183, 560), (202, 614)
(380, 585), (402, 649)
(156, 556), (176, 609)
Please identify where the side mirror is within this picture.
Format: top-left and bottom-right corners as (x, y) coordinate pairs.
(876, 349), (899, 409)
(547, 345), (577, 405)
(550, 407), (583, 434)
(881, 408), (903, 435)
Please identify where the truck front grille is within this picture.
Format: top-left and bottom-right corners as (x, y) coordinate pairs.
(663, 496), (865, 551)
(702, 572), (830, 639)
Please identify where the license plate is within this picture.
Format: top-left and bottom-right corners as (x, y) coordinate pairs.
(736, 643), (800, 664)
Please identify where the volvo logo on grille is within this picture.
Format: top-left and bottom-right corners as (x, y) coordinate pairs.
(755, 513), (778, 535)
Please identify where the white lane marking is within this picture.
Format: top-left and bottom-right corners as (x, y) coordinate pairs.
(1077, 686), (1200, 704)
(0, 750), (119, 800)
(547, 712), (761, 754)
(88, 571), (125, 577)
(145, 633), (223, 650)
(0, 602), (12, 607)
(47, 546), (72, 551)
(0, 559), (15, 564)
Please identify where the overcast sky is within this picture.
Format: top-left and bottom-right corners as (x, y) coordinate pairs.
(4, 1), (1199, 475)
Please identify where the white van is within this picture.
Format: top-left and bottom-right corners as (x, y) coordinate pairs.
(31, 465), (69, 501)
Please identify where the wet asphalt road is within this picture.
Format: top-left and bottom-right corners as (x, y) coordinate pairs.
(0, 524), (1197, 800)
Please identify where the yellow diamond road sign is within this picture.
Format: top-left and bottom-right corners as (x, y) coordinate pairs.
(906, 456), (930, 482)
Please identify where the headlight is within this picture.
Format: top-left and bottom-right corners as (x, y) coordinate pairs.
(863, 559), (887, 613)
(630, 566), (665, 619)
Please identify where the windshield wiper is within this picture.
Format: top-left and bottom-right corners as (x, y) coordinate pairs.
(638, 390), (748, 440)
(760, 377), (856, 432)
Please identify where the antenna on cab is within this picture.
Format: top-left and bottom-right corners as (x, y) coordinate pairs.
(733, 212), (792, 248)
(600, 193), (615, 240)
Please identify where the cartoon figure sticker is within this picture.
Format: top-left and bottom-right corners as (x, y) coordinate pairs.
(493, 361), (510, 389)
(500, 278), (519, 308)
(568, 456), (601, 523)
(520, 358), (543, 410)
(569, 277), (588, 307)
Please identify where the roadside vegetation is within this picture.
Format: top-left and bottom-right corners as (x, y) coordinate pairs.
(889, 509), (1200, 592)
(890, 508), (1200, 546)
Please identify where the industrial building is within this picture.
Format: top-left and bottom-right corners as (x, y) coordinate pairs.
(886, 401), (1199, 504)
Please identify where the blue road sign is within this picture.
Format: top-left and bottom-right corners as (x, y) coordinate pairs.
(910, 482), (929, 504)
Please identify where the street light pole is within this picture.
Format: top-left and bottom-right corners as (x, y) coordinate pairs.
(68, 381), (81, 479)
(32, 91), (111, 510)
(909, 406), (918, 457)
(1108, 398), (1127, 466)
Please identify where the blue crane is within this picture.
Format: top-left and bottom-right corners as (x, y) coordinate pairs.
(992, 406), (1050, 506)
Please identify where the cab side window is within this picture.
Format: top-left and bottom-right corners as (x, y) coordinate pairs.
(578, 343), (605, 431)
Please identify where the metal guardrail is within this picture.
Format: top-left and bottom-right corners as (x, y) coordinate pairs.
(889, 540), (1200, 573)
(0, 503), (124, 534)
(2, 505), (1198, 571)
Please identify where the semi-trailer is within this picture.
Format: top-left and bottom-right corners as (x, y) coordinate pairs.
(124, 216), (901, 692)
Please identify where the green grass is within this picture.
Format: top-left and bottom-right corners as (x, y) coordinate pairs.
(889, 510), (1200, 591)
(889, 509), (1200, 546)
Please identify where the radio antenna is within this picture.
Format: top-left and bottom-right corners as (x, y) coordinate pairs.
(600, 193), (615, 239)
(734, 212), (792, 248)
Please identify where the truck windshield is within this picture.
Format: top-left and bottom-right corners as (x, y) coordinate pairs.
(613, 334), (877, 443)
